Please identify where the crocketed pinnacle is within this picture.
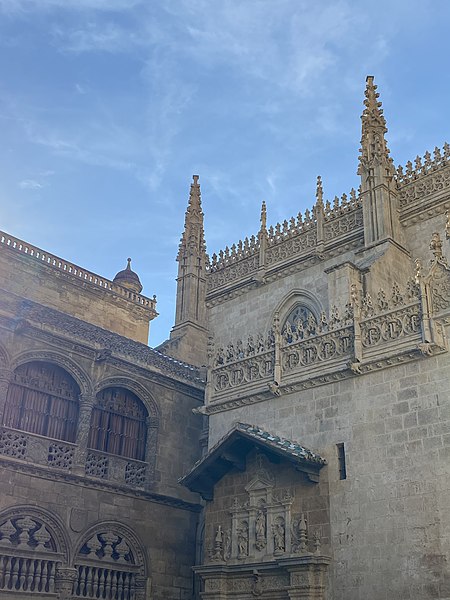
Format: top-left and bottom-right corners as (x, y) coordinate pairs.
(260, 200), (267, 232)
(177, 175), (207, 261)
(358, 76), (394, 177)
(315, 175), (324, 208)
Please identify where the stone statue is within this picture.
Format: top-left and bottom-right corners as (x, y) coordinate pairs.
(272, 520), (285, 554)
(237, 522), (248, 558)
(255, 510), (266, 550)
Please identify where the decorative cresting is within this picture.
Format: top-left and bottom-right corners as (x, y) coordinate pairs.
(205, 268), (448, 413)
(281, 303), (354, 378)
(0, 505), (70, 597)
(396, 142), (450, 222)
(206, 180), (363, 301)
(73, 522), (147, 600)
(421, 230), (450, 322)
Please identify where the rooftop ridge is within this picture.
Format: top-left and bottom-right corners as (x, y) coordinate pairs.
(0, 230), (157, 312)
(395, 142), (450, 187)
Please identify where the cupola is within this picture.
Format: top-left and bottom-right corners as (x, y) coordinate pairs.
(113, 258), (143, 294)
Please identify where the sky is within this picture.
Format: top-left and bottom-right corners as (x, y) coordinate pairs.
(0, 0), (449, 346)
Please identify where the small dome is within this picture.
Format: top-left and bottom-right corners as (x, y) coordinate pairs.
(113, 258), (143, 294)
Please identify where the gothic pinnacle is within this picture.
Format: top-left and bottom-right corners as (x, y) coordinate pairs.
(177, 174), (206, 261)
(260, 200), (267, 231)
(358, 76), (393, 177)
(315, 175), (324, 208)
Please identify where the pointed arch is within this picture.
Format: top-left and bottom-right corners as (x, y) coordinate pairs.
(272, 289), (323, 327)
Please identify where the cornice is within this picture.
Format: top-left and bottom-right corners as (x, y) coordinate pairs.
(0, 456), (202, 513)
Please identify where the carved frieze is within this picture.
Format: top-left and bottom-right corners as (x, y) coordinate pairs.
(207, 253), (259, 292)
(266, 230), (317, 266)
(324, 208), (363, 241)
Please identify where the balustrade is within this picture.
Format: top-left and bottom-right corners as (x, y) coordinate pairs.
(0, 231), (156, 311)
(0, 427), (148, 491)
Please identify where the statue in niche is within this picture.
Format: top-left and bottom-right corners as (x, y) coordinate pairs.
(255, 510), (266, 550)
(272, 518), (285, 554)
(237, 521), (249, 559)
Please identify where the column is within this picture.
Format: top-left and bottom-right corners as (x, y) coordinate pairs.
(73, 395), (95, 476)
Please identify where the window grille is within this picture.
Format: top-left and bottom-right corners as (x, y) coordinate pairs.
(88, 388), (147, 461)
(3, 362), (80, 442)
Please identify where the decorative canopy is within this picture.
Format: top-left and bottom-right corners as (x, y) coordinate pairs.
(180, 422), (326, 500)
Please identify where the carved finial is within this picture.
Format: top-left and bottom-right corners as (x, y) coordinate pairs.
(126, 257), (132, 270)
(415, 258), (422, 283)
(316, 175), (324, 208)
(260, 200), (267, 231)
(299, 513), (307, 553)
(177, 174), (206, 261)
(313, 530), (321, 554)
(358, 76), (393, 177)
(430, 232), (443, 259)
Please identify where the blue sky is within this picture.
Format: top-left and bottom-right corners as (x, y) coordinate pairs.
(0, 0), (448, 345)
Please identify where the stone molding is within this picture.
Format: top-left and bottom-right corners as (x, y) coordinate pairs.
(0, 456), (202, 512)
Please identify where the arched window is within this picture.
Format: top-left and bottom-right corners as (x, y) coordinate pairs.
(3, 362), (80, 442)
(88, 388), (147, 461)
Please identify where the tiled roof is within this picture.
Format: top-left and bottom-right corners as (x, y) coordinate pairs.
(180, 422), (326, 500)
(235, 423), (326, 465)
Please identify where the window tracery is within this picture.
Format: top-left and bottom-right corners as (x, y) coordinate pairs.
(88, 388), (147, 461)
(283, 305), (318, 342)
(3, 362), (80, 443)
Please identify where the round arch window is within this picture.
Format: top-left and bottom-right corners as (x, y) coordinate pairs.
(3, 361), (80, 442)
(88, 388), (147, 461)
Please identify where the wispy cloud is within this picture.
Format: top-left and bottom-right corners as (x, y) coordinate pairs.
(19, 179), (43, 189)
(0, 0), (144, 14)
(52, 21), (144, 54)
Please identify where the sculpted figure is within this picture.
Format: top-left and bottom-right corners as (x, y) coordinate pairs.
(226, 342), (235, 363)
(237, 523), (248, 558)
(256, 333), (265, 353)
(272, 521), (285, 553)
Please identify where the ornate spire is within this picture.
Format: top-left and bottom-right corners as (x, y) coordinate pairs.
(169, 174), (208, 365)
(315, 175), (324, 209)
(357, 76), (405, 248)
(177, 175), (206, 260)
(260, 200), (267, 232)
(358, 76), (394, 177)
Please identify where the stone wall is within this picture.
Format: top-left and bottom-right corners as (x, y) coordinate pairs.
(207, 342), (450, 600)
(0, 466), (200, 600)
(0, 235), (156, 345)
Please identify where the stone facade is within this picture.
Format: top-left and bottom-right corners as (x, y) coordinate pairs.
(179, 77), (450, 599)
(0, 239), (205, 598)
(1, 75), (450, 600)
